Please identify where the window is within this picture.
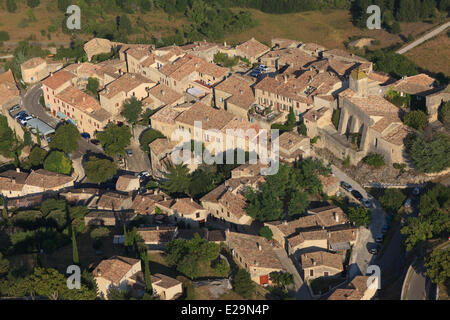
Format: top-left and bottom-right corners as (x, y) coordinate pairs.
(324, 271), (329, 276)
(310, 270), (314, 277)
(196, 212), (200, 218)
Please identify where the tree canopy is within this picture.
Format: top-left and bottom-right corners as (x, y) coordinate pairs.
(405, 132), (450, 173)
(378, 189), (406, 214)
(97, 124), (132, 157)
(425, 248), (450, 285)
(121, 97), (143, 125)
(404, 110), (428, 130)
(233, 269), (254, 299)
(162, 164), (191, 196)
(348, 205), (371, 227)
(43, 151), (72, 175)
(83, 156), (117, 184)
(49, 123), (80, 154)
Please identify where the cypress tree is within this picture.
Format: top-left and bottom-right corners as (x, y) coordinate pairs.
(2, 205), (8, 221)
(72, 225), (79, 265)
(142, 249), (152, 294)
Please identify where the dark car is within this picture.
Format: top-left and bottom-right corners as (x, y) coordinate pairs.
(81, 132), (91, 139)
(340, 181), (353, 192)
(90, 139), (100, 145)
(369, 245), (380, 255)
(249, 70), (262, 78)
(381, 225), (389, 234)
(351, 189), (363, 201)
(375, 234), (384, 243)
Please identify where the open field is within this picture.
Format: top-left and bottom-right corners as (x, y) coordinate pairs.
(224, 9), (441, 50)
(405, 32), (450, 76)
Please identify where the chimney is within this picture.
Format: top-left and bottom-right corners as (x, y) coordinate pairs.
(312, 259), (316, 266)
(224, 41), (227, 47)
(82, 96), (86, 102)
(334, 211), (339, 222)
(190, 198), (193, 202)
(71, 98), (75, 103)
(16, 168), (20, 173)
(257, 242), (262, 251)
(239, 89), (243, 95)
(161, 90), (165, 96)
(283, 75), (287, 84)
(205, 116), (209, 122)
(283, 220), (288, 225)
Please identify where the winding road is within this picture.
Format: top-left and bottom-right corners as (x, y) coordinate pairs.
(396, 21), (450, 54)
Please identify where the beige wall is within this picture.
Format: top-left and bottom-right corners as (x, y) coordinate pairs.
(288, 239), (328, 258)
(304, 265), (342, 282)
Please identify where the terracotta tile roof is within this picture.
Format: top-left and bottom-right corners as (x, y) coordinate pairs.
(201, 184), (248, 220)
(278, 49), (317, 69)
(308, 206), (349, 227)
(278, 131), (309, 151)
(92, 255), (140, 285)
(149, 138), (176, 156)
(96, 192), (131, 210)
(328, 227), (358, 245)
(100, 73), (154, 99)
(21, 57), (46, 69)
(148, 83), (183, 106)
(84, 38), (112, 53)
(160, 54), (228, 81)
(390, 73), (435, 95)
(328, 288), (362, 300)
(25, 169), (73, 189)
(0, 170), (28, 191)
(131, 271), (181, 289)
(171, 198), (204, 215)
(131, 190), (171, 214)
(236, 38), (270, 58)
(381, 124), (411, 146)
(347, 95), (399, 117)
(265, 215), (321, 238)
(175, 102), (235, 130)
(302, 43), (327, 53)
(287, 229), (327, 247)
(115, 175), (139, 192)
(137, 226), (177, 243)
(323, 49), (368, 63)
(150, 105), (183, 125)
(42, 70), (74, 90)
(300, 251), (343, 270)
(303, 107), (329, 122)
(56, 86), (103, 114)
(215, 75), (255, 109)
(226, 231), (283, 269)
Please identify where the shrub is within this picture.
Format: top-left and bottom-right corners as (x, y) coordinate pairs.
(363, 153), (385, 168)
(404, 110), (427, 130)
(258, 226), (273, 241)
(0, 31), (10, 42)
(233, 269), (254, 299)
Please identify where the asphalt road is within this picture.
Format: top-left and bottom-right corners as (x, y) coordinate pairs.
(396, 21), (450, 54)
(405, 261), (428, 300)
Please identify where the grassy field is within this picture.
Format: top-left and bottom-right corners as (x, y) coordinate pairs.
(405, 32), (450, 76)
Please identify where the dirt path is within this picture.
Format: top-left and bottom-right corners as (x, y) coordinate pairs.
(396, 21), (450, 54)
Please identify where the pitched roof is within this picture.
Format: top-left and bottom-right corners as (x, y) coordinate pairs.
(96, 192), (131, 210)
(170, 198), (204, 215)
(150, 105), (183, 125)
(200, 184), (248, 220)
(56, 86), (102, 115)
(137, 226), (177, 243)
(287, 229), (328, 247)
(115, 175), (139, 192)
(42, 70), (74, 90)
(25, 169), (73, 188)
(214, 75), (255, 109)
(0, 70), (19, 103)
(308, 206), (349, 227)
(0, 170), (28, 191)
(100, 73), (154, 99)
(21, 57), (46, 69)
(226, 231), (283, 270)
(160, 54), (228, 81)
(265, 215), (321, 238)
(278, 131), (309, 151)
(300, 251), (343, 271)
(148, 83), (183, 106)
(175, 102), (235, 130)
(236, 38), (270, 58)
(390, 73), (435, 95)
(131, 191), (171, 213)
(92, 255), (140, 285)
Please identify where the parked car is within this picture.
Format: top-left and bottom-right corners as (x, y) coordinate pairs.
(9, 105), (20, 113)
(90, 139), (100, 145)
(19, 116), (33, 126)
(257, 64), (269, 71)
(138, 171), (150, 180)
(381, 225), (389, 234)
(369, 245), (380, 255)
(81, 132), (91, 139)
(340, 181), (353, 192)
(14, 111), (27, 119)
(362, 198), (372, 208)
(249, 70), (261, 78)
(351, 189), (363, 201)
(125, 149), (133, 156)
(375, 234), (384, 243)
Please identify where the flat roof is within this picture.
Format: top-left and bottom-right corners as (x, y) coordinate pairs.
(26, 118), (55, 136)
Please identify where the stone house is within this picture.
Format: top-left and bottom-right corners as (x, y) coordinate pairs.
(147, 83), (185, 109)
(301, 251), (344, 281)
(92, 192), (133, 211)
(128, 271), (183, 300)
(278, 131), (310, 162)
(214, 74), (255, 119)
(115, 175), (140, 193)
(131, 189), (172, 215)
(84, 38), (113, 61)
(234, 38), (270, 64)
(225, 230), (284, 285)
(302, 106), (333, 139)
(60, 188), (100, 205)
(328, 275), (378, 300)
(21, 57), (63, 84)
(136, 226), (178, 250)
(84, 211), (137, 226)
(92, 255), (141, 298)
(287, 229), (328, 258)
(0, 69), (20, 110)
(20, 169), (74, 195)
(99, 73), (156, 117)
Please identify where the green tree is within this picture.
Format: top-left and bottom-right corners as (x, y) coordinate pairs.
(6, 0), (17, 13)
(419, 184), (450, 217)
(348, 205), (371, 227)
(43, 151), (72, 175)
(425, 248), (450, 285)
(390, 21), (401, 34)
(162, 164), (191, 195)
(213, 259), (230, 277)
(49, 123), (80, 154)
(140, 128), (164, 153)
(141, 249), (153, 293)
(405, 132), (450, 173)
(0, 253), (10, 276)
(23, 131), (33, 147)
(83, 156), (117, 184)
(363, 153), (385, 167)
(258, 226), (273, 241)
(438, 101), (450, 130)
(233, 269), (254, 299)
(97, 124), (132, 157)
(0, 115), (16, 158)
(72, 225), (79, 265)
(29, 146), (47, 167)
(379, 189), (406, 214)
(404, 110), (427, 130)
(27, 0), (40, 8)
(288, 191), (310, 217)
(269, 271), (294, 291)
(122, 96), (143, 126)
(86, 77), (99, 95)
(90, 227), (110, 240)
